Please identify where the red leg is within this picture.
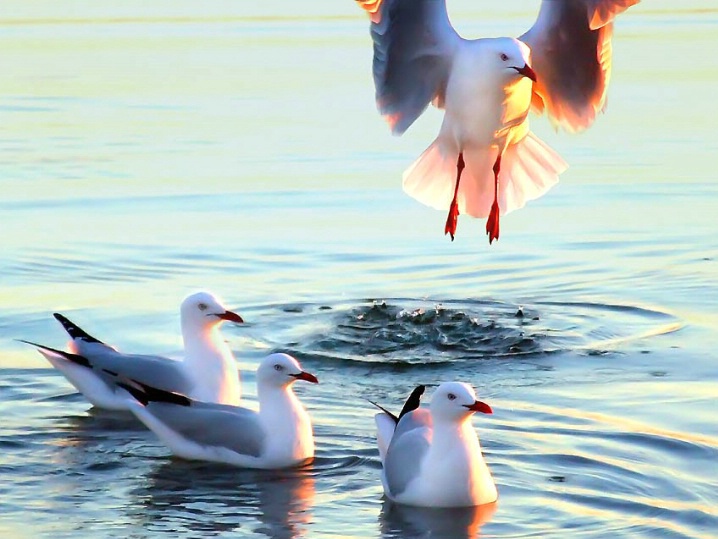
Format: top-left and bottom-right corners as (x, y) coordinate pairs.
(445, 152), (465, 241)
(486, 154), (501, 244)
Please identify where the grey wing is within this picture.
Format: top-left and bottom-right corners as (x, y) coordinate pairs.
(383, 409), (432, 497)
(358, 0), (461, 135)
(147, 401), (265, 457)
(85, 350), (192, 395)
(520, 0), (639, 132)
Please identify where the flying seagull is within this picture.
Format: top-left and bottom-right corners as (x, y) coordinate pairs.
(356, 0), (640, 243)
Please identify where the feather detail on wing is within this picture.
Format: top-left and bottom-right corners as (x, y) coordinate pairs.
(520, 0), (639, 132)
(356, 0), (460, 135)
(586, 0), (640, 29)
(356, 0), (383, 23)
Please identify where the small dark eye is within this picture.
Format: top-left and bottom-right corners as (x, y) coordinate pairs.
(274, 364), (283, 371)
(448, 393), (456, 401)
(198, 303), (208, 311)
(500, 53), (509, 61)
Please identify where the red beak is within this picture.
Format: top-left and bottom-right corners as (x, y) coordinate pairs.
(515, 63), (537, 83)
(291, 371), (319, 384)
(464, 400), (493, 414)
(216, 310), (244, 324)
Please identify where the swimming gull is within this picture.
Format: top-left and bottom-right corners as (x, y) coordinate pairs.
(21, 291), (244, 411)
(120, 352), (318, 469)
(372, 382), (496, 507)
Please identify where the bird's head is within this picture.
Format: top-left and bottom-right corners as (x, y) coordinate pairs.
(257, 353), (319, 388)
(180, 290), (244, 331)
(430, 382), (492, 423)
(492, 37), (537, 84)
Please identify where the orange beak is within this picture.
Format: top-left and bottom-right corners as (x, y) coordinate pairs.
(464, 400), (493, 414)
(216, 310), (244, 324)
(514, 64), (537, 83)
(291, 371), (319, 384)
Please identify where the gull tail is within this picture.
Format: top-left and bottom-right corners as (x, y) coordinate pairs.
(490, 131), (567, 216)
(402, 133), (566, 220)
(402, 138), (459, 214)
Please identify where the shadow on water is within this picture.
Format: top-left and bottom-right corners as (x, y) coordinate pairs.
(277, 298), (681, 366)
(129, 460), (315, 539)
(379, 500), (497, 539)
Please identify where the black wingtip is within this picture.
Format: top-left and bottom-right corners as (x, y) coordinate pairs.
(17, 339), (92, 368)
(53, 313), (104, 344)
(117, 381), (149, 406)
(368, 385), (426, 426)
(398, 384), (425, 421)
(131, 380), (192, 407)
(367, 399), (399, 425)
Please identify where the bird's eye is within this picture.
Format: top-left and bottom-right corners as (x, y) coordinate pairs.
(448, 393), (456, 401)
(198, 303), (208, 311)
(274, 364), (283, 371)
(500, 53), (509, 61)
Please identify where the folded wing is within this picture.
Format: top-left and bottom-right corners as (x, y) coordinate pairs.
(142, 400), (266, 458)
(84, 349), (192, 394)
(384, 409), (432, 497)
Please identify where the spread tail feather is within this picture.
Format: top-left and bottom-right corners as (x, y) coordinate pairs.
(402, 139), (457, 213)
(402, 133), (566, 219)
(493, 131), (567, 216)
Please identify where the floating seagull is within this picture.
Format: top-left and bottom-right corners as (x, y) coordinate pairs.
(356, 0), (640, 243)
(119, 353), (318, 469)
(21, 291), (244, 411)
(372, 382), (496, 507)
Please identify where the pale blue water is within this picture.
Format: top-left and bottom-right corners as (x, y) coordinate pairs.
(1, 2), (717, 538)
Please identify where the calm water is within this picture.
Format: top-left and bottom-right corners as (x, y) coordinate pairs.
(1, 2), (717, 538)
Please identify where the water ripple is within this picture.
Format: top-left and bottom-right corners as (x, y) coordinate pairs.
(281, 298), (680, 365)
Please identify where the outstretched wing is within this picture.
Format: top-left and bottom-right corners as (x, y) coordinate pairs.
(520, 0), (639, 132)
(356, 0), (461, 135)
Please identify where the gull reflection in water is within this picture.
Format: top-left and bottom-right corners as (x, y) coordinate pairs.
(379, 500), (497, 539)
(131, 460), (315, 538)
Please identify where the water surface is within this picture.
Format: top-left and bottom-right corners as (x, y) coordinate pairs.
(1, 2), (717, 538)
